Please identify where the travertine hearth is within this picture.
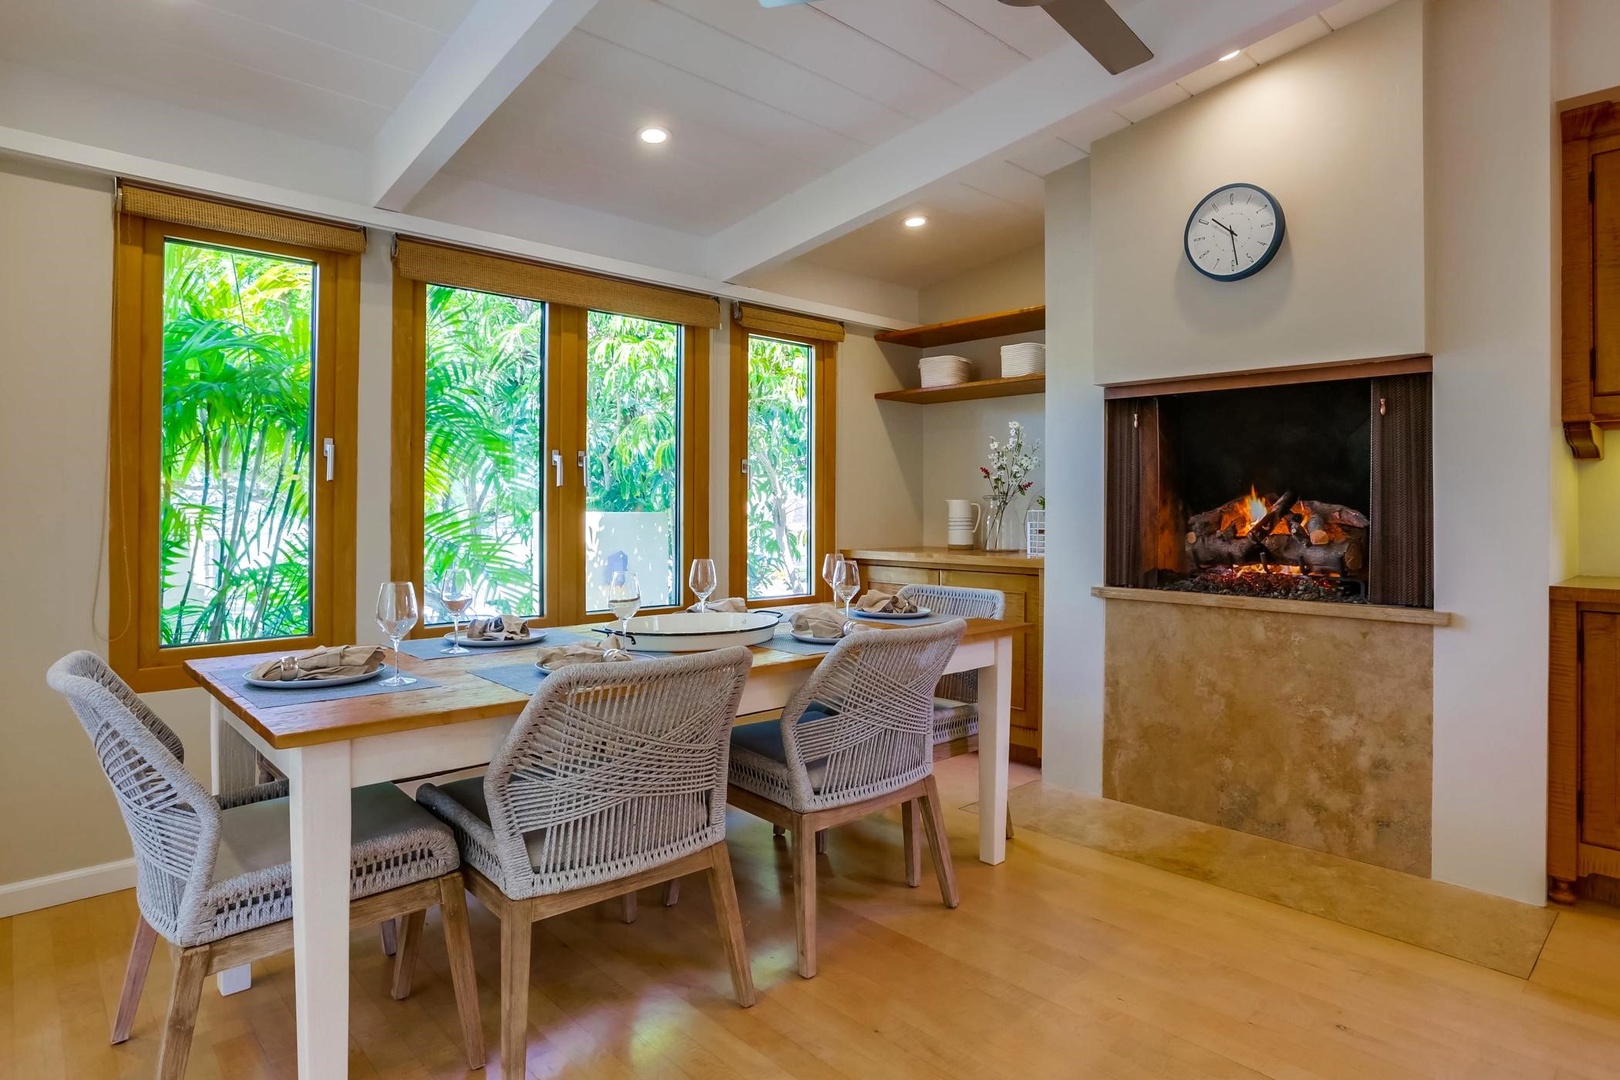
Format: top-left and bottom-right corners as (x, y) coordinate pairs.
(1102, 594), (1434, 875)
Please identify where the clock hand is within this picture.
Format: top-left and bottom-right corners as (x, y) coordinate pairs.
(1230, 230), (1239, 265)
(1209, 216), (1236, 237)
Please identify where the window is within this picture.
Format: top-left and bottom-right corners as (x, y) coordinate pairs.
(728, 307), (839, 604)
(391, 239), (714, 628)
(111, 188), (361, 691)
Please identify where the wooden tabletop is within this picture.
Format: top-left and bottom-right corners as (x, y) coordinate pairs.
(186, 610), (1029, 751)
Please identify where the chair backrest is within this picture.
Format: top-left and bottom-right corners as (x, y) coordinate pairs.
(482, 647), (753, 894)
(897, 583), (1005, 620)
(45, 651), (221, 945)
(778, 620), (965, 811)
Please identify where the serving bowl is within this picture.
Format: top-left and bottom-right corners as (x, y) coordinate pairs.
(602, 610), (782, 652)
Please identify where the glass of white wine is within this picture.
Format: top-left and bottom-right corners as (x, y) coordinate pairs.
(689, 558), (717, 612)
(375, 581), (419, 686)
(607, 569), (641, 637)
(439, 568), (473, 654)
(831, 558), (860, 617)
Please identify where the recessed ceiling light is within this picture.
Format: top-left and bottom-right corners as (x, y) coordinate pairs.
(903, 215), (928, 228)
(1219, 50), (1242, 62)
(638, 126), (669, 145)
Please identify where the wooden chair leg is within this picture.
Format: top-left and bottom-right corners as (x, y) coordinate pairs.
(662, 878), (681, 906)
(389, 910), (426, 1001)
(793, 822), (819, 978)
(815, 829), (828, 855)
(156, 944), (209, 1080)
(901, 801), (922, 888)
(111, 915), (158, 1044)
(499, 908), (533, 1079)
(380, 917), (398, 957)
(918, 775), (960, 909)
(620, 891), (639, 924)
(438, 877), (487, 1070)
(1006, 807), (1015, 840)
(705, 844), (757, 1007)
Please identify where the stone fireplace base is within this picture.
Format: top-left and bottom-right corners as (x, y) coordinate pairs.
(1097, 588), (1441, 876)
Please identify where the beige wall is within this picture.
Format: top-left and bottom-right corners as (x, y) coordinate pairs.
(918, 245), (1044, 325)
(1090, 0), (1427, 383)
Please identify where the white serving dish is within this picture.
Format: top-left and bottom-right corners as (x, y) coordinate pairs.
(243, 668), (382, 690)
(606, 610), (783, 652)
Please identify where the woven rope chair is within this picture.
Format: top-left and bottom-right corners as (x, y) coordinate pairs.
(46, 651), (485, 1078)
(727, 619), (966, 978)
(416, 647), (758, 1075)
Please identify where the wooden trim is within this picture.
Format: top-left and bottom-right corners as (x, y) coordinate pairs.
(1563, 115), (1598, 429)
(728, 323), (836, 604)
(683, 324), (711, 579)
(388, 271), (425, 597)
(1102, 354), (1433, 400)
(1549, 596), (1581, 889)
(110, 217), (359, 692)
(1090, 585), (1452, 626)
(733, 302), (845, 343)
(873, 305), (1044, 349)
(394, 236), (720, 328)
(875, 373), (1044, 405)
(117, 183), (366, 253)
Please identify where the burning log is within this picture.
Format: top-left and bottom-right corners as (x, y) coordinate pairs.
(1185, 488), (1368, 577)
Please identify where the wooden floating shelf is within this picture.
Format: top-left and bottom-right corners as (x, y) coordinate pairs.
(874, 373), (1045, 405)
(874, 305), (1045, 349)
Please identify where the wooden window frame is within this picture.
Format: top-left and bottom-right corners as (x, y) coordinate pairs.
(110, 216), (359, 692)
(389, 262), (710, 630)
(727, 322), (837, 607)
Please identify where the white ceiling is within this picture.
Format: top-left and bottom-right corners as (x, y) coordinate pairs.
(0, 0), (474, 146)
(0, 0), (1399, 316)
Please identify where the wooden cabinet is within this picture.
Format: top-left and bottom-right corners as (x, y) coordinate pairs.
(1547, 579), (1620, 901)
(848, 548), (1043, 765)
(1560, 98), (1620, 457)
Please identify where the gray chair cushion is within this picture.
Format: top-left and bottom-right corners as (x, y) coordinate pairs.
(729, 706), (834, 790)
(932, 698), (979, 744)
(211, 782), (459, 906)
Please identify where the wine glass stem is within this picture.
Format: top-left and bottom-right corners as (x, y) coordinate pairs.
(392, 637), (401, 680)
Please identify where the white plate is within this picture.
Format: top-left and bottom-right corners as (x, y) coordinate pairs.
(443, 631), (546, 648)
(790, 630), (842, 645)
(243, 668), (383, 690)
(849, 607), (934, 621)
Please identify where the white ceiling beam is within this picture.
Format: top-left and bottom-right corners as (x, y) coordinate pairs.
(368, 0), (601, 211)
(702, 0), (1338, 281)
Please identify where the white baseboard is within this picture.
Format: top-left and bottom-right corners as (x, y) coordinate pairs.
(0, 858), (136, 919)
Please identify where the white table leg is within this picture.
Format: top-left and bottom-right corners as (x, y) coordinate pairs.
(286, 742), (353, 1080)
(977, 635), (1013, 865)
(210, 702), (259, 996)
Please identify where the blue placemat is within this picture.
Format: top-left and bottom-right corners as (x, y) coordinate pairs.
(470, 661), (549, 697)
(766, 626), (841, 656)
(220, 665), (442, 709)
(397, 628), (599, 660)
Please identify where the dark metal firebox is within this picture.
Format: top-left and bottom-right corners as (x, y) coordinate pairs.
(1104, 357), (1433, 608)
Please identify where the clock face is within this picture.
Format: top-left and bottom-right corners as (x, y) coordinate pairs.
(1184, 183), (1285, 281)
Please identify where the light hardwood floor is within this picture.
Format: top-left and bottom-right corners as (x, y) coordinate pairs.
(6, 755), (1620, 1079)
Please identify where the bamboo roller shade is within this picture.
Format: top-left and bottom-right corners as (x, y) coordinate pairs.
(117, 184), (367, 254)
(732, 302), (845, 342)
(394, 237), (721, 329)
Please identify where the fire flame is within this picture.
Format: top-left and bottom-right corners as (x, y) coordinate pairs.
(1243, 487), (1267, 532)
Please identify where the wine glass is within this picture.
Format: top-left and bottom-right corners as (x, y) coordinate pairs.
(375, 581), (419, 686)
(831, 558), (860, 617)
(689, 558), (717, 612)
(439, 568), (473, 654)
(606, 570), (641, 637)
(821, 554), (841, 596)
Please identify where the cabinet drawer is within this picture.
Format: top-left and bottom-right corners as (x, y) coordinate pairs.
(863, 564), (940, 591)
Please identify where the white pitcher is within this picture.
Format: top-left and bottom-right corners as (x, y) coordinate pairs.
(946, 499), (981, 549)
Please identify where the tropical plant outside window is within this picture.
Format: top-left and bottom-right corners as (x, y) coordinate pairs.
(745, 334), (813, 598)
(585, 312), (681, 610)
(158, 240), (315, 646)
(422, 284), (545, 621)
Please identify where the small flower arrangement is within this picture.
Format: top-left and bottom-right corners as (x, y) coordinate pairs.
(979, 420), (1039, 502)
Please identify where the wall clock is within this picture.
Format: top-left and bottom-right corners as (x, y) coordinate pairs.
(1184, 183), (1285, 281)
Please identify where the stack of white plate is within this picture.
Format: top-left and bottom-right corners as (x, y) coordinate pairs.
(1001, 341), (1046, 377)
(919, 354), (973, 388)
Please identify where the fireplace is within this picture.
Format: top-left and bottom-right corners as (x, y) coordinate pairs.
(1104, 357), (1433, 608)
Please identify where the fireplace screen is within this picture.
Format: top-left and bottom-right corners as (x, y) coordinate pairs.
(1105, 368), (1432, 608)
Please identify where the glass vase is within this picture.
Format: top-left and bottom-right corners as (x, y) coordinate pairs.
(981, 498), (1015, 551)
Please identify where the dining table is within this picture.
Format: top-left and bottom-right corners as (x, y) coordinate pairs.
(185, 606), (1027, 1080)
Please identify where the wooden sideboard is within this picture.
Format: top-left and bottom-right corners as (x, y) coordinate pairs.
(847, 547), (1043, 765)
(1548, 577), (1620, 902)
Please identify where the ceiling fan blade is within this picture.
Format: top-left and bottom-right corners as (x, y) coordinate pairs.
(1037, 0), (1154, 74)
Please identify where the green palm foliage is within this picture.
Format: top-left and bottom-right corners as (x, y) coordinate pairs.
(745, 335), (812, 597)
(158, 240), (315, 647)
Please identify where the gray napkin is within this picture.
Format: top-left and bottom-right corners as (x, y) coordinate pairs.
(467, 615), (541, 641)
(248, 645), (384, 682)
(535, 641), (634, 670)
(792, 605), (854, 639)
(854, 591), (918, 614)
(689, 597), (748, 613)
